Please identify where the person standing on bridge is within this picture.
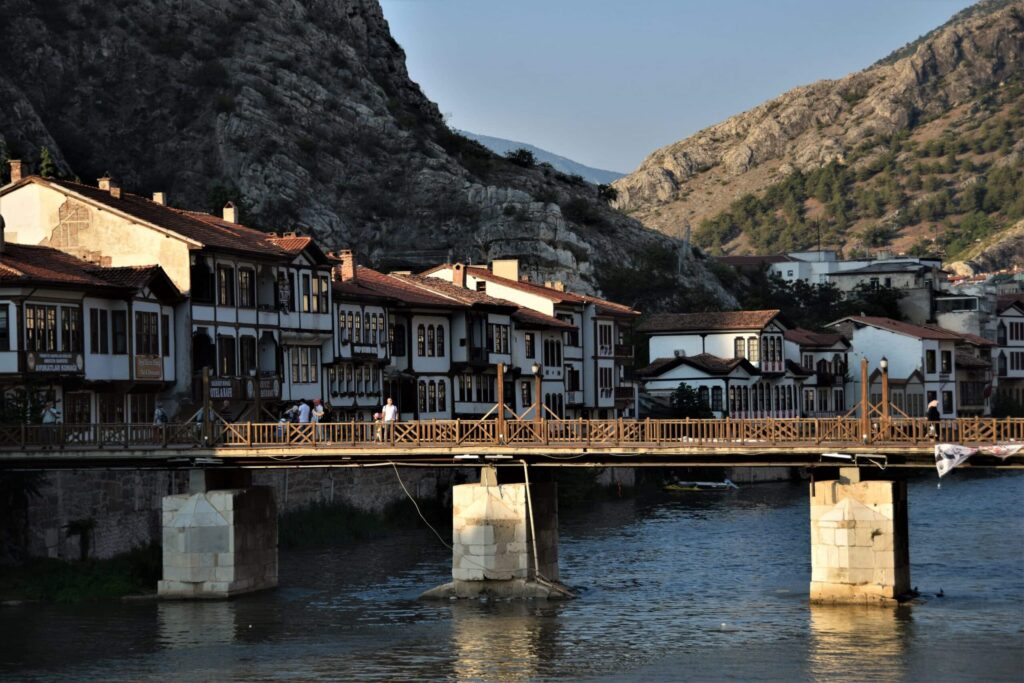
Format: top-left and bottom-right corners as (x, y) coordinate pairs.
(312, 398), (327, 442)
(298, 400), (311, 424)
(382, 397), (398, 442)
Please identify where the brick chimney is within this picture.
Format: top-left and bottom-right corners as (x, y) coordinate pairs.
(152, 191), (166, 205)
(109, 181), (122, 199)
(8, 160), (22, 183)
(98, 174), (112, 191)
(453, 262), (467, 288)
(491, 258), (519, 281)
(222, 201), (237, 223)
(338, 249), (356, 281)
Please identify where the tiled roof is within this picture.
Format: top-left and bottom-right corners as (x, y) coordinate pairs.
(427, 264), (640, 317)
(391, 273), (517, 309)
(636, 353), (757, 378)
(512, 307), (575, 330)
(831, 316), (964, 341)
(0, 243), (125, 289)
(786, 359), (814, 376)
(931, 328), (995, 348)
(637, 310), (780, 333)
(784, 327), (849, 348)
(88, 265), (162, 289)
(332, 277), (392, 302)
(8, 176), (290, 259)
(352, 267), (464, 308)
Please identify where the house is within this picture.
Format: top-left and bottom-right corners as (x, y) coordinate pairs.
(828, 317), (962, 418)
(783, 328), (849, 416)
(826, 260), (946, 324)
(422, 260), (640, 418)
(994, 298), (1024, 408)
(0, 235), (181, 423)
(636, 310), (802, 418)
(635, 354), (760, 418)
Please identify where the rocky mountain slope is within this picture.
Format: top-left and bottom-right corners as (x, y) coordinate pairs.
(613, 0), (1024, 265)
(0, 0), (734, 311)
(457, 130), (624, 184)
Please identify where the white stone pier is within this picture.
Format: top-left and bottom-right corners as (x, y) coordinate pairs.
(422, 468), (569, 599)
(158, 470), (278, 599)
(809, 468), (910, 605)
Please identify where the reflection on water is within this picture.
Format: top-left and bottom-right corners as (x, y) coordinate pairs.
(1, 473), (1021, 681)
(808, 604), (911, 681)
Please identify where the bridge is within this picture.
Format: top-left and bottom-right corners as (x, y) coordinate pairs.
(2, 417), (1024, 469)
(3, 417), (1021, 606)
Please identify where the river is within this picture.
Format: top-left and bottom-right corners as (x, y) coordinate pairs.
(1, 471), (1022, 682)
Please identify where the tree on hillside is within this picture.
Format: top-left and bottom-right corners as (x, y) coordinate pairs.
(671, 384), (713, 419)
(39, 146), (56, 179)
(504, 148), (536, 167)
(597, 183), (618, 203)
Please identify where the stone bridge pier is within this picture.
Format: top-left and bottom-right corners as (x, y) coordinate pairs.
(809, 468), (910, 605)
(423, 466), (571, 600)
(158, 470), (278, 599)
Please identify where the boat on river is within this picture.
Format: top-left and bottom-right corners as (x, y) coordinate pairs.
(664, 479), (739, 492)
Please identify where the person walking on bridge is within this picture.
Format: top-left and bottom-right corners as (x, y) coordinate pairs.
(382, 397), (398, 442)
(927, 399), (940, 439)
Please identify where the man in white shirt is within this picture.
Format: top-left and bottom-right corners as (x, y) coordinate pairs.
(382, 397), (398, 442)
(298, 401), (311, 424)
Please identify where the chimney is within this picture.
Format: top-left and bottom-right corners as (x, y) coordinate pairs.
(98, 174), (112, 191)
(223, 201), (237, 223)
(339, 249), (356, 281)
(553, 281), (565, 292)
(9, 160), (22, 183)
(491, 258), (519, 281)
(453, 262), (466, 288)
(152, 191), (166, 205)
(109, 181), (122, 199)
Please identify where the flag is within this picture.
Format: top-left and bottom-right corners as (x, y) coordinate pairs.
(934, 444), (977, 477)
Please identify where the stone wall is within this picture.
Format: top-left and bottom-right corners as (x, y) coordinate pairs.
(14, 466), (465, 561)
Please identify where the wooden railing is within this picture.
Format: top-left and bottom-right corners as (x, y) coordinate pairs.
(2, 417), (1024, 452)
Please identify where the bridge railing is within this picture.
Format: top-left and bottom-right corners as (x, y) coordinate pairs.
(2, 417), (1024, 452)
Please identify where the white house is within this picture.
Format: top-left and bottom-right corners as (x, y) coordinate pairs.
(783, 328), (849, 416)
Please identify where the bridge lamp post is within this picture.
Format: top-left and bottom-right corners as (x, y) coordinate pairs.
(531, 362), (543, 425)
(879, 357), (890, 419)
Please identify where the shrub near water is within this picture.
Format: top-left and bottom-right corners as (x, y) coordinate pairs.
(0, 543), (161, 603)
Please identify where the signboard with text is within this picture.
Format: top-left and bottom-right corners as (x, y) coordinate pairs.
(134, 355), (163, 381)
(25, 352), (83, 374)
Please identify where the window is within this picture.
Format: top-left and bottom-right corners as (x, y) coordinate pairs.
(301, 273), (311, 312)
(65, 392), (91, 424)
(59, 308), (82, 353)
(238, 269), (255, 308)
(363, 312), (370, 344)
(802, 353), (813, 369)
(217, 265), (235, 306)
(218, 336), (237, 376)
(25, 305), (57, 352)
(98, 393), (124, 423)
(598, 324), (613, 354)
(558, 314), (579, 345)
(427, 326), (435, 357)
(418, 381), (427, 413)
(543, 338), (562, 367)
(318, 275), (329, 313)
(942, 390), (953, 414)
(599, 367), (613, 395)
(566, 366), (581, 391)
(89, 309), (109, 354)
(940, 350), (952, 374)
(240, 336), (257, 375)
(521, 381), (531, 408)
(428, 381), (437, 413)
(417, 324), (426, 356)
(458, 374), (472, 402)
(925, 350), (936, 374)
(747, 336), (759, 363)
(354, 312), (362, 343)
(161, 314), (170, 357)
(135, 311), (159, 355)
(1010, 321), (1024, 341)
(525, 332), (536, 359)
(0, 306), (8, 351)
(129, 394), (155, 425)
(290, 347), (320, 384)
(289, 272), (297, 312)
(112, 311), (127, 354)
(393, 324), (406, 356)
(804, 388), (816, 414)
(734, 337), (746, 359)
(487, 324), (510, 354)
(698, 386), (710, 407)
(190, 259), (215, 304)
(711, 386), (723, 412)
(437, 325), (445, 357)
(378, 314), (386, 346)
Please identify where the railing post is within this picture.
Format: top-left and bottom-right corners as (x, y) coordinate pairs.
(616, 417), (623, 445)
(246, 422), (252, 447)
(162, 422), (169, 448)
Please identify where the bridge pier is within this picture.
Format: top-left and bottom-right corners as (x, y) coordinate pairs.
(158, 469), (278, 599)
(423, 467), (571, 600)
(809, 468), (910, 605)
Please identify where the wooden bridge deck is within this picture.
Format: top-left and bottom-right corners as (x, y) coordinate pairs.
(1, 418), (1023, 470)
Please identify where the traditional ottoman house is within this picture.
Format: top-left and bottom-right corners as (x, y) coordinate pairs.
(995, 298), (1024, 407)
(783, 327), (850, 416)
(635, 353), (760, 418)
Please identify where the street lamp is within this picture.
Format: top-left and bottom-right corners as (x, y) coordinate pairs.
(531, 362), (543, 424)
(880, 356), (890, 435)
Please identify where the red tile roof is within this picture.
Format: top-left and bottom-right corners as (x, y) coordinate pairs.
(351, 267), (464, 308)
(832, 316), (964, 341)
(88, 265), (163, 289)
(637, 353), (758, 377)
(0, 243), (128, 289)
(6, 176), (290, 259)
(423, 264), (639, 317)
(784, 327), (849, 348)
(637, 310), (781, 333)
(392, 273), (517, 309)
(512, 307), (575, 330)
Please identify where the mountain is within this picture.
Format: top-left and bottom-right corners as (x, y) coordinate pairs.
(613, 0), (1024, 267)
(0, 0), (735, 312)
(457, 131), (624, 185)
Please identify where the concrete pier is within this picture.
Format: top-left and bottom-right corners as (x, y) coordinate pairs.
(423, 468), (569, 599)
(809, 468), (910, 605)
(158, 470), (278, 599)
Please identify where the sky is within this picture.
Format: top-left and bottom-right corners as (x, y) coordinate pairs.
(380, 0), (979, 173)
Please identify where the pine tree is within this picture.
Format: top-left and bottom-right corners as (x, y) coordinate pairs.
(39, 146), (57, 179)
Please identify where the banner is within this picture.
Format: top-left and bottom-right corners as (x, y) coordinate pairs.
(934, 444), (976, 478)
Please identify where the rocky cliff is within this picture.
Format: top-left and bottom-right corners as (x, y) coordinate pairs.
(0, 0), (734, 310)
(613, 1), (1024, 264)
